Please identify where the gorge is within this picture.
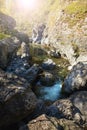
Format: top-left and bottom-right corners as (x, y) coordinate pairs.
(0, 0), (87, 130)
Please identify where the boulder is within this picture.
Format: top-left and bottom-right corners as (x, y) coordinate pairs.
(0, 69), (37, 127)
(6, 56), (28, 76)
(63, 62), (87, 93)
(19, 114), (82, 130)
(42, 59), (56, 70)
(14, 31), (29, 43)
(7, 42), (31, 76)
(24, 64), (41, 83)
(70, 91), (87, 122)
(47, 99), (85, 125)
(0, 37), (21, 69)
(40, 72), (55, 86)
(0, 12), (16, 33)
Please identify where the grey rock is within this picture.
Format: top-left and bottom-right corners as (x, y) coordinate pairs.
(24, 64), (40, 83)
(0, 37), (21, 69)
(46, 98), (85, 125)
(70, 91), (87, 122)
(19, 114), (82, 130)
(14, 31), (29, 43)
(0, 69), (37, 127)
(0, 12), (16, 33)
(32, 24), (46, 44)
(63, 62), (87, 93)
(21, 42), (31, 63)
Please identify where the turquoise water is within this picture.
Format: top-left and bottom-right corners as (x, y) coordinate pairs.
(37, 81), (62, 102)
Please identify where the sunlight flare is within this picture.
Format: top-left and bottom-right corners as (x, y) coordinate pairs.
(17, 0), (38, 10)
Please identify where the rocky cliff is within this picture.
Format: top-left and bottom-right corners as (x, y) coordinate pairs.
(31, 0), (87, 66)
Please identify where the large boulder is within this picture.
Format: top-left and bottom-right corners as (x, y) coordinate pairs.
(0, 69), (37, 127)
(63, 62), (87, 93)
(70, 91), (87, 122)
(19, 114), (82, 130)
(13, 31), (29, 43)
(46, 99), (85, 125)
(7, 61), (40, 84)
(0, 12), (16, 33)
(0, 37), (21, 69)
(24, 64), (41, 83)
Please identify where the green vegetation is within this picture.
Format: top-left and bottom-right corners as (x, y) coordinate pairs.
(64, 1), (87, 27)
(0, 33), (10, 40)
(65, 1), (87, 15)
(29, 44), (69, 80)
(53, 57), (69, 80)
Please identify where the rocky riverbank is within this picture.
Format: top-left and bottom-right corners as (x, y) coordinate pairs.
(0, 37), (87, 130)
(0, 5), (87, 130)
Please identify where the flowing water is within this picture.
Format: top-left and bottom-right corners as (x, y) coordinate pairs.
(6, 44), (69, 103)
(34, 81), (62, 102)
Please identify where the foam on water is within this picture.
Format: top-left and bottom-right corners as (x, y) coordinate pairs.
(39, 81), (62, 101)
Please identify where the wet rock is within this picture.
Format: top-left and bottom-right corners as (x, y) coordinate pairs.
(24, 64), (40, 83)
(47, 99), (85, 125)
(19, 114), (82, 130)
(0, 37), (21, 69)
(0, 69), (37, 127)
(40, 72), (55, 86)
(70, 91), (87, 122)
(63, 62), (87, 93)
(42, 58), (56, 70)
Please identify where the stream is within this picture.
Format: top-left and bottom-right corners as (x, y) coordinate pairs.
(34, 81), (62, 102)
(6, 44), (69, 103)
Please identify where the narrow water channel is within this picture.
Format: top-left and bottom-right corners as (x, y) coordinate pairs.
(34, 81), (62, 102)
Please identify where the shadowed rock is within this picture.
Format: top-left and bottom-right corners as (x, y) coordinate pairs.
(19, 114), (82, 130)
(63, 62), (87, 93)
(0, 37), (21, 69)
(0, 69), (37, 127)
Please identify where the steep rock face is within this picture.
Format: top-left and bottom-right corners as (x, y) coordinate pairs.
(41, 0), (87, 65)
(0, 37), (21, 69)
(0, 69), (37, 127)
(63, 62), (87, 93)
(0, 12), (16, 33)
(32, 24), (46, 44)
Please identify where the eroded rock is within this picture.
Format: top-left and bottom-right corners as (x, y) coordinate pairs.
(0, 37), (21, 69)
(19, 114), (82, 130)
(0, 69), (37, 127)
(63, 62), (87, 93)
(70, 91), (87, 122)
(47, 99), (85, 125)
